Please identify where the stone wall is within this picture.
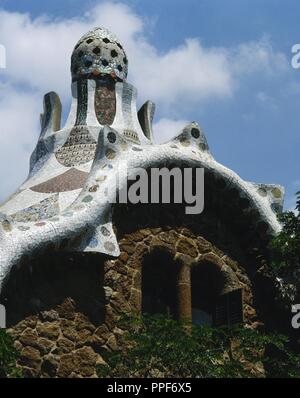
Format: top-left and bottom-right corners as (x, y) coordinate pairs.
(6, 223), (260, 377)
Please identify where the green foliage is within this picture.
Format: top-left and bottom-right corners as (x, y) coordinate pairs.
(270, 191), (300, 276)
(0, 329), (22, 378)
(96, 314), (300, 378)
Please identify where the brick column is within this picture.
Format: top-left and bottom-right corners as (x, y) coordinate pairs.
(177, 264), (192, 321)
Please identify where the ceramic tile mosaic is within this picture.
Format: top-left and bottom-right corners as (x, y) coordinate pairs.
(55, 126), (97, 167)
(10, 195), (60, 223)
(94, 78), (116, 125)
(0, 27), (284, 295)
(71, 27), (128, 82)
(30, 168), (89, 193)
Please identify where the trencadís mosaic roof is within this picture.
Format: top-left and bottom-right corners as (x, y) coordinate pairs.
(0, 27), (284, 295)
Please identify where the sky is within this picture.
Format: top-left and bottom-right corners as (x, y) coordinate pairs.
(0, 0), (299, 210)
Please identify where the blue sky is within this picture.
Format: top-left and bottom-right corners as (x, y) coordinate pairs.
(0, 0), (299, 210)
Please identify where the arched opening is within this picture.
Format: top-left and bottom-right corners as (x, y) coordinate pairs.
(141, 249), (180, 318)
(191, 261), (244, 326)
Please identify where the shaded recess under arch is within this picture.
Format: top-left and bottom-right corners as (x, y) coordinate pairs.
(3, 251), (106, 327)
(141, 248), (181, 318)
(114, 164), (275, 272)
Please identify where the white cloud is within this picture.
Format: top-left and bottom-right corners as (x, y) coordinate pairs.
(129, 38), (233, 106)
(153, 118), (189, 144)
(232, 37), (289, 76)
(0, 3), (234, 105)
(0, 2), (289, 202)
(0, 83), (40, 201)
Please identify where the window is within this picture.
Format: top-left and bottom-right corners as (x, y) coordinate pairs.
(141, 253), (244, 327)
(141, 249), (180, 318)
(191, 261), (243, 326)
(214, 289), (244, 326)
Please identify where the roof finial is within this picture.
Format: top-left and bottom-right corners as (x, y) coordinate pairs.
(71, 27), (128, 82)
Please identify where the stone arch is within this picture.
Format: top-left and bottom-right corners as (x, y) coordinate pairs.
(112, 167), (274, 328)
(192, 252), (241, 293)
(112, 222), (257, 327)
